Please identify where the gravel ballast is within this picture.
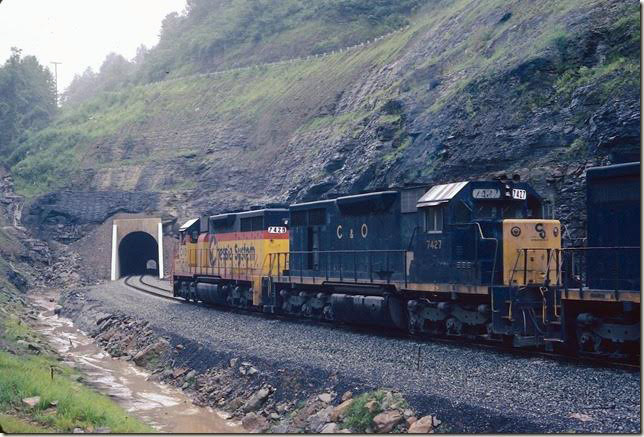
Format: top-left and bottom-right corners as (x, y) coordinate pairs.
(61, 277), (641, 433)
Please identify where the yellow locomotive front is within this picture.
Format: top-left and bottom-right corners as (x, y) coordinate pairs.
(502, 219), (562, 286)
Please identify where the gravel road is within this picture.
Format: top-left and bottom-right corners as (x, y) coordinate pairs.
(63, 277), (640, 433)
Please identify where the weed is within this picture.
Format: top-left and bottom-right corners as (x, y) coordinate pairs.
(343, 390), (386, 432)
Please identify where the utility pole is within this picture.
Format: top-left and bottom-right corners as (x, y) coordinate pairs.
(50, 61), (62, 105)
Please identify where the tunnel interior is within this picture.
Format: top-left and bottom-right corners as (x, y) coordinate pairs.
(119, 231), (159, 277)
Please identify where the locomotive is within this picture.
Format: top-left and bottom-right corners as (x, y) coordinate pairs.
(172, 165), (640, 357)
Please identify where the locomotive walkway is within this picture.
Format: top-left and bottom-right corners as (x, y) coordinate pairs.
(66, 278), (641, 433)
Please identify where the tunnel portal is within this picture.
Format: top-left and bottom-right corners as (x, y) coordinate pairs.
(118, 232), (159, 276)
(111, 217), (164, 280)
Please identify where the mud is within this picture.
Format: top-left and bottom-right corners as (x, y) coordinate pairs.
(29, 290), (244, 433)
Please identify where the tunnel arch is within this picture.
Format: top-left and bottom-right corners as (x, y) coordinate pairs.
(118, 231), (159, 277)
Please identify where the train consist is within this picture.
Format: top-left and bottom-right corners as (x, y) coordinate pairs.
(172, 163), (640, 357)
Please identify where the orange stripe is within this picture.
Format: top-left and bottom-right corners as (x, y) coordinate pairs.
(214, 230), (289, 241)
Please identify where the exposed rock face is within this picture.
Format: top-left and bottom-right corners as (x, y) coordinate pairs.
(23, 191), (160, 242)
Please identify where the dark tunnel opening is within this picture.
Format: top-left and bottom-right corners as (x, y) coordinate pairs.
(119, 231), (159, 277)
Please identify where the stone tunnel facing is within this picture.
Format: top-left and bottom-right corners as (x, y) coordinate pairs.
(118, 231), (159, 277)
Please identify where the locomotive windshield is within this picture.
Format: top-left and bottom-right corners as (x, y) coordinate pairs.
(472, 200), (530, 220)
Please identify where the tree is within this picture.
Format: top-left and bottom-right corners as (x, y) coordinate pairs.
(0, 47), (57, 153)
(61, 67), (97, 106)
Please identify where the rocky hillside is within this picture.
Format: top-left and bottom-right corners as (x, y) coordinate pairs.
(7, 0), (640, 241)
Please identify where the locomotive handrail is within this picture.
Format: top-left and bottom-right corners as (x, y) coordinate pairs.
(558, 246), (640, 295)
(471, 222), (499, 288)
(268, 249), (408, 287)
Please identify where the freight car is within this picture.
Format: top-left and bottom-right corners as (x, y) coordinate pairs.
(172, 169), (640, 357)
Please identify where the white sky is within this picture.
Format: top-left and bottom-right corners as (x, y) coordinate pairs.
(0, 0), (186, 92)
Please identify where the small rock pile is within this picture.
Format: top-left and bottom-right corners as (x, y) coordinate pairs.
(90, 313), (170, 367)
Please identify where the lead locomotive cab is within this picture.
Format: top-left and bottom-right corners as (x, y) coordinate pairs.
(410, 177), (547, 287)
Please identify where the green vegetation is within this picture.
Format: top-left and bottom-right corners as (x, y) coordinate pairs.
(63, 0), (428, 105)
(7, 20), (419, 197)
(0, 48), (57, 154)
(555, 57), (639, 98)
(343, 390), (386, 432)
(0, 413), (52, 433)
(565, 138), (587, 159)
(0, 351), (152, 433)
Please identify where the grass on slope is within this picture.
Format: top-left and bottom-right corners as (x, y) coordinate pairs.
(0, 351), (151, 433)
(0, 413), (52, 433)
(6, 20), (417, 198)
(0, 307), (152, 433)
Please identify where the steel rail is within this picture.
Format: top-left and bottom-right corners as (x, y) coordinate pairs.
(123, 275), (181, 302)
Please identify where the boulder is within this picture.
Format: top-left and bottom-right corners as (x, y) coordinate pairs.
(408, 415), (434, 433)
(229, 357), (239, 368)
(321, 423), (339, 433)
(318, 393), (333, 403)
(172, 367), (188, 378)
(133, 338), (169, 368)
(307, 406), (334, 432)
(373, 410), (403, 433)
(406, 416), (418, 427)
(341, 391), (353, 402)
(330, 399), (354, 422)
(22, 396), (41, 408)
(243, 387), (271, 412)
(241, 413), (269, 433)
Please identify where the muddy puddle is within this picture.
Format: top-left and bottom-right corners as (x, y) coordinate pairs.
(29, 291), (244, 433)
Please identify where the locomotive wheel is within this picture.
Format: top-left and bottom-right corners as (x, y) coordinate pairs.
(578, 330), (602, 354)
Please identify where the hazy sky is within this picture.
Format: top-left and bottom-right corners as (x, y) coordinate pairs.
(0, 0), (186, 92)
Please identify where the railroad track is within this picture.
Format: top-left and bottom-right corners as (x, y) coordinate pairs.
(122, 276), (639, 371)
(123, 275), (181, 302)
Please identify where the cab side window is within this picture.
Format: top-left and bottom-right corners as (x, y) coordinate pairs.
(424, 206), (443, 233)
